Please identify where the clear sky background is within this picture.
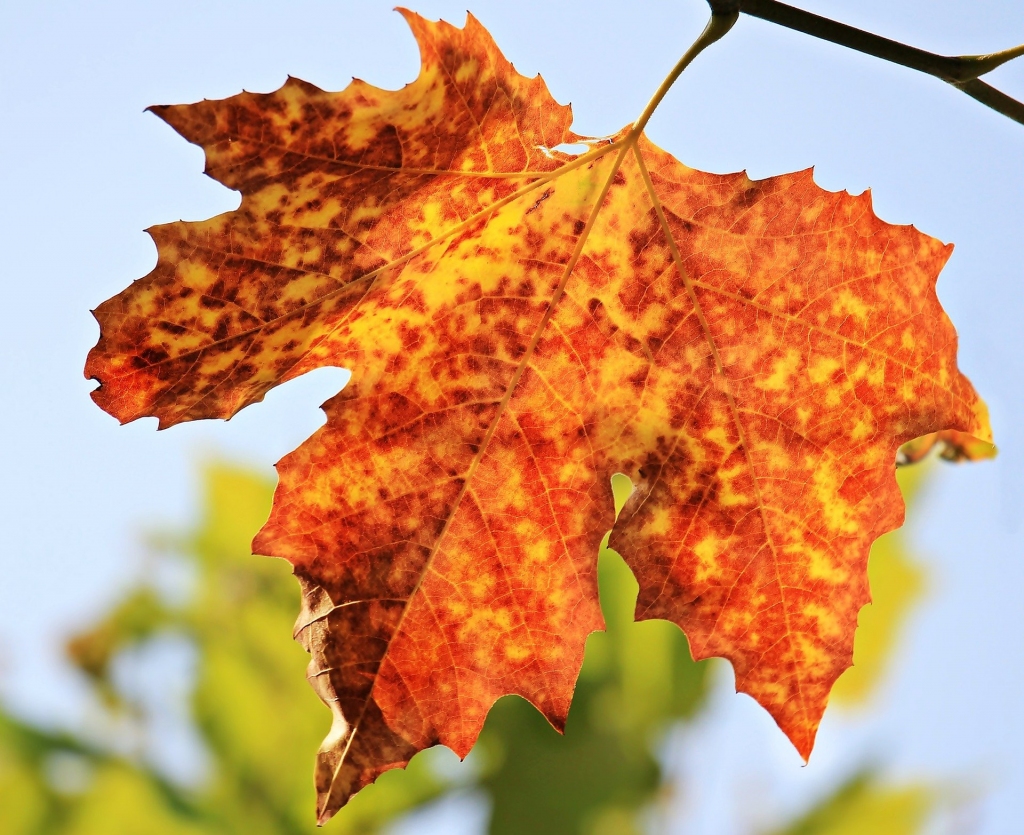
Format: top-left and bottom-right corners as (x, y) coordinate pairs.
(1, 1), (1022, 832)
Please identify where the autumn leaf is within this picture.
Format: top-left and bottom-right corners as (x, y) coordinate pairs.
(85, 10), (992, 823)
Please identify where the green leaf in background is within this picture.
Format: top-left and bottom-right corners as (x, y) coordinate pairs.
(0, 713), (74, 834)
(768, 771), (932, 835)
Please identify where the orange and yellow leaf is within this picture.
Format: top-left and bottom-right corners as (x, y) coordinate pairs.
(85, 10), (991, 823)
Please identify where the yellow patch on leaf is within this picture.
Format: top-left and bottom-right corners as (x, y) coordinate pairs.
(85, 10), (991, 823)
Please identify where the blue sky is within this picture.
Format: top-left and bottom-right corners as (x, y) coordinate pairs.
(1, 1), (1022, 831)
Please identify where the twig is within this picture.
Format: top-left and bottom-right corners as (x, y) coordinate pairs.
(706, 0), (1024, 127)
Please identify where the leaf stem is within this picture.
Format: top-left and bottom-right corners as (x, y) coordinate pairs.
(631, 10), (739, 138)
(717, 0), (1024, 127)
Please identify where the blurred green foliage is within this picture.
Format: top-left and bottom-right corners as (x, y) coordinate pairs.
(769, 771), (933, 835)
(0, 462), (944, 834)
(2, 465), (444, 835)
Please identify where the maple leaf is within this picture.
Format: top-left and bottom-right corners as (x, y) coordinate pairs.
(85, 10), (992, 823)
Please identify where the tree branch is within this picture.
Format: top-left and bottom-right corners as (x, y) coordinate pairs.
(954, 78), (1024, 126)
(707, 0), (1024, 127)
